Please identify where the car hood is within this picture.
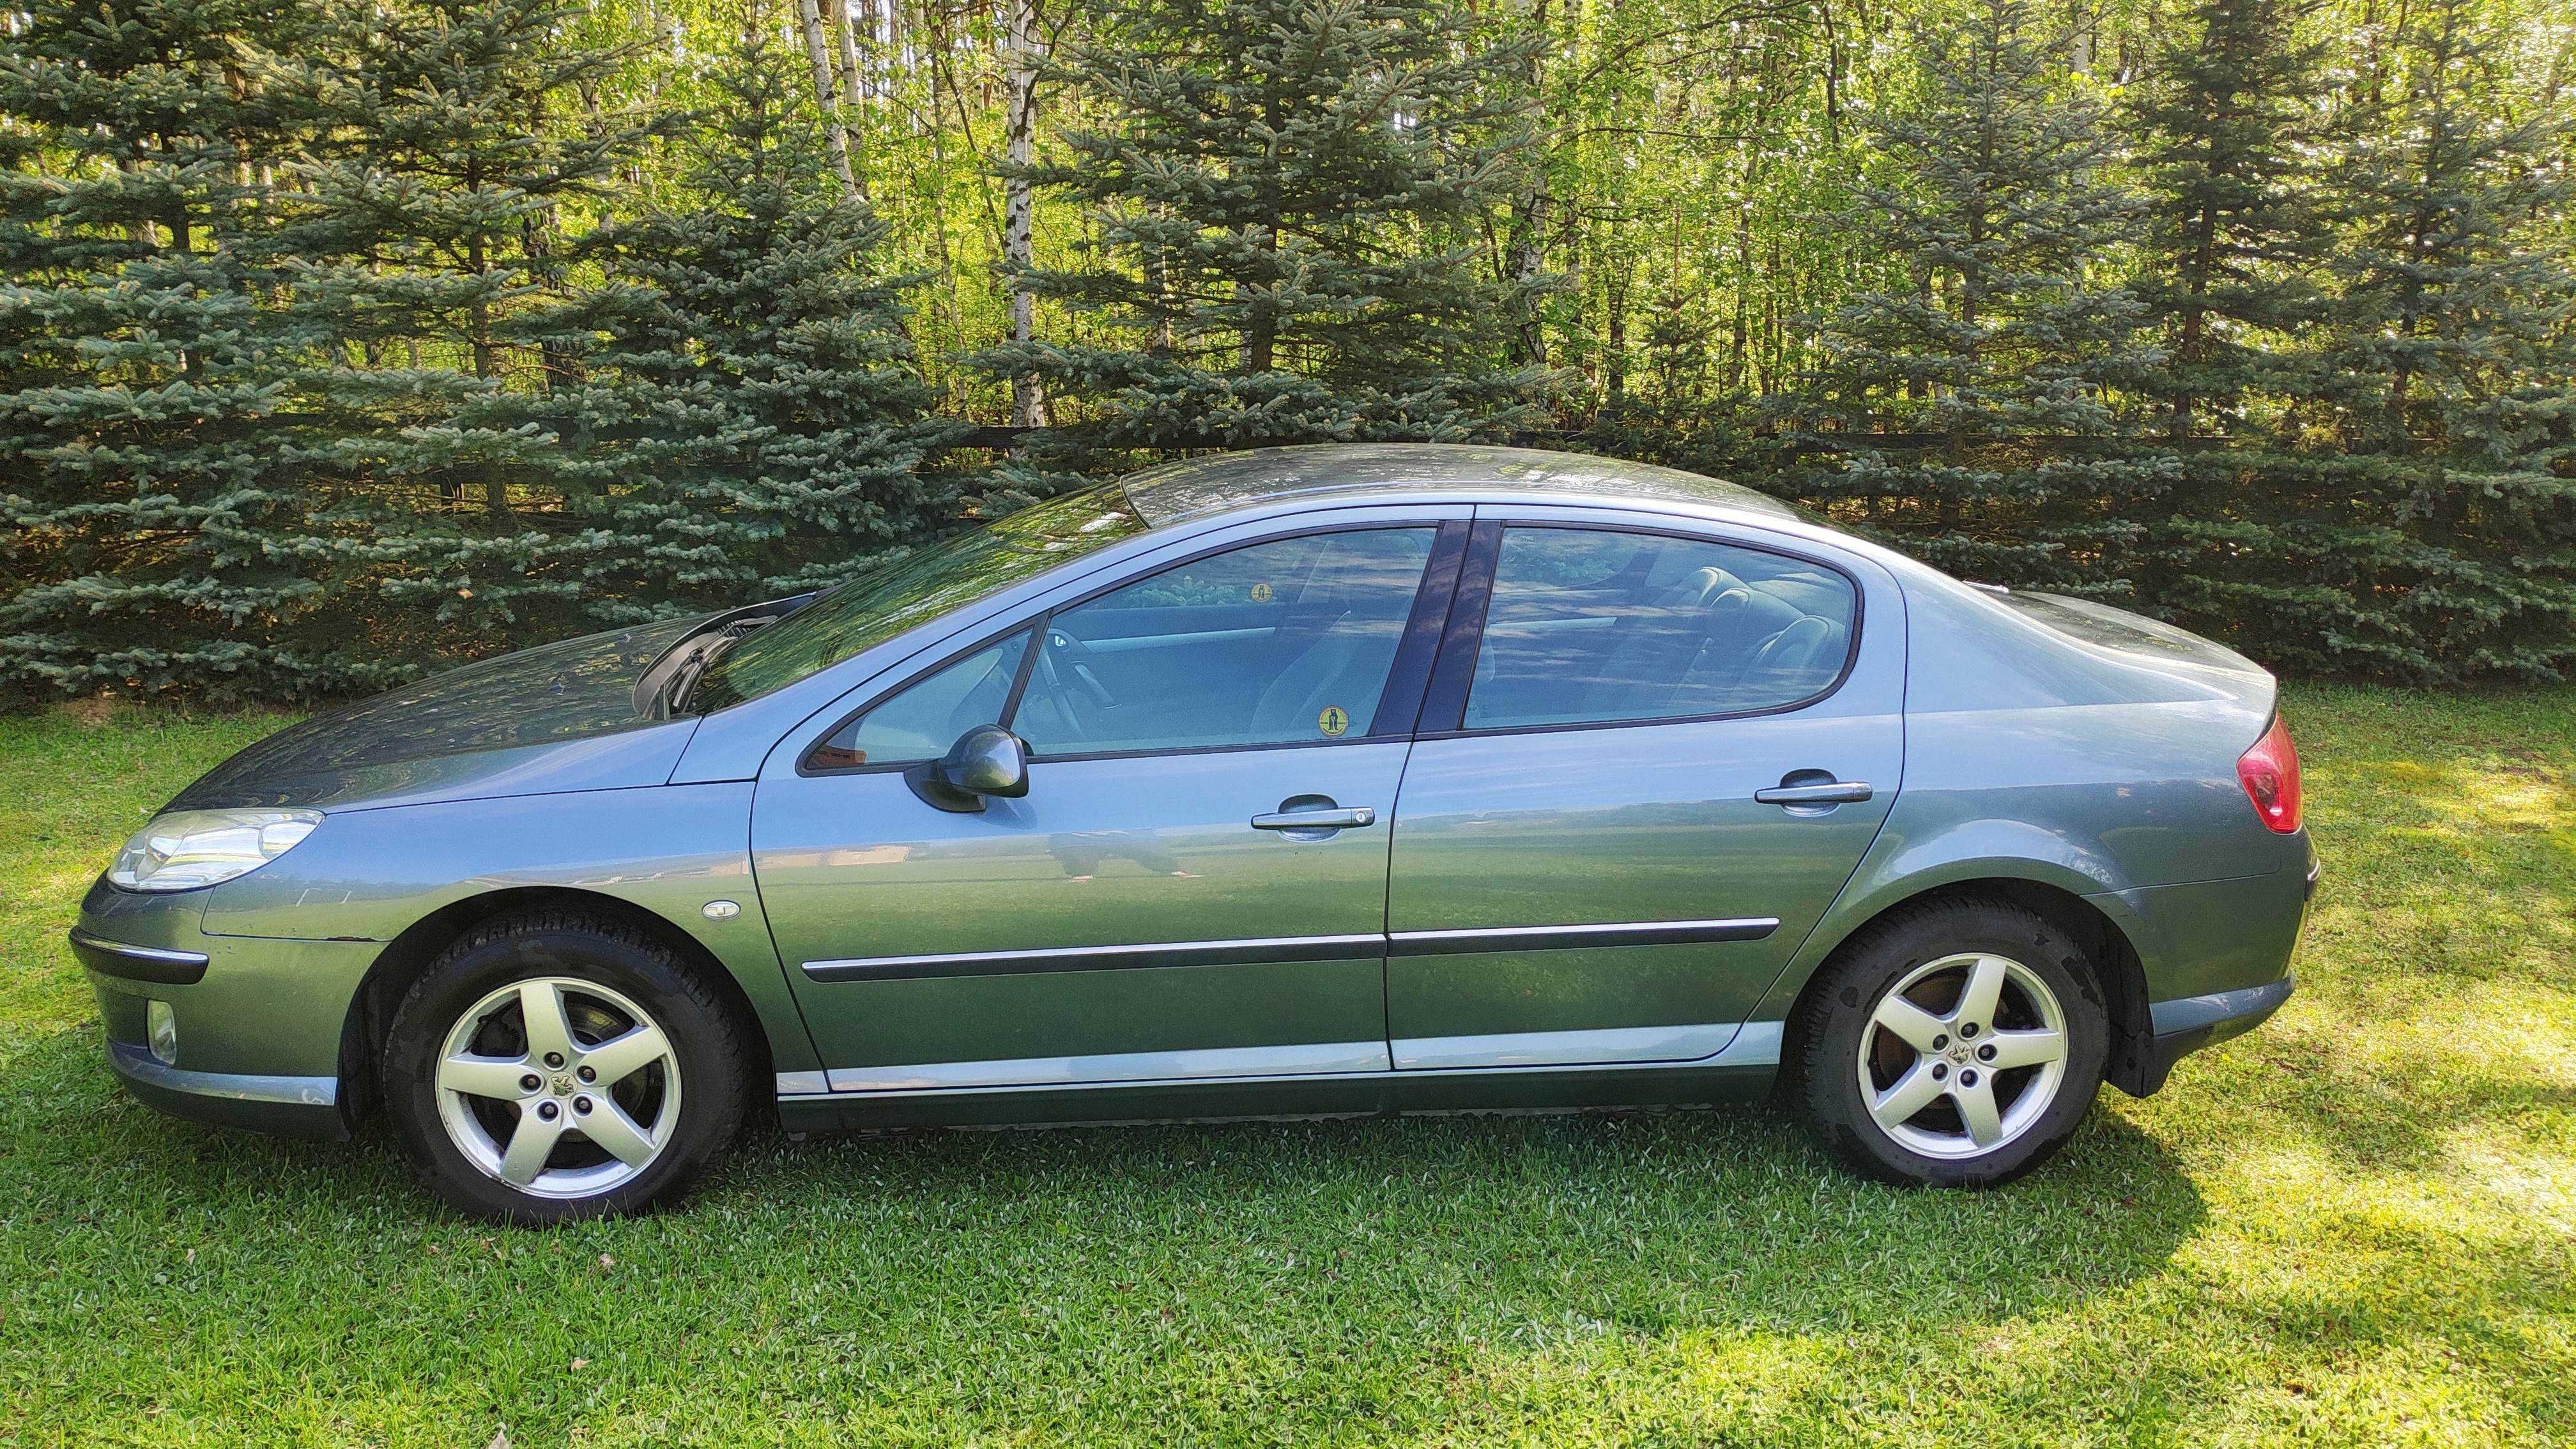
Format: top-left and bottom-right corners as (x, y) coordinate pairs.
(167, 618), (713, 814)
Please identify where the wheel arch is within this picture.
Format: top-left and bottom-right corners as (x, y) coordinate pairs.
(335, 887), (777, 1130)
(1775, 875), (2159, 1098)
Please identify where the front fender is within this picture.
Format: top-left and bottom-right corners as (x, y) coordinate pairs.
(198, 784), (820, 1075)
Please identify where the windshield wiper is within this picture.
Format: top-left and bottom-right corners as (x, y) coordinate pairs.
(629, 594), (816, 720)
(666, 629), (747, 714)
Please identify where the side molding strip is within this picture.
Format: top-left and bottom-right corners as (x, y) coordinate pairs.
(802, 919), (1779, 983)
(1386, 917), (1779, 956)
(779, 1025), (1786, 1102)
(803, 933), (1384, 983)
(1393, 1020), (1765, 1071)
(824, 1039), (1393, 1094)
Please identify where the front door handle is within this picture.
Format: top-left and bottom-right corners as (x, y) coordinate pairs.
(1754, 780), (1874, 806)
(1252, 806), (1377, 831)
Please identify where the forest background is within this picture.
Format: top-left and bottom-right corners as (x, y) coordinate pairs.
(4, 0), (2570, 703)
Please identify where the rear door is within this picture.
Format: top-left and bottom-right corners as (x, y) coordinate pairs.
(1384, 513), (1905, 1069)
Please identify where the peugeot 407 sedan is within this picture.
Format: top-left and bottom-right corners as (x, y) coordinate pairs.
(72, 445), (2315, 1222)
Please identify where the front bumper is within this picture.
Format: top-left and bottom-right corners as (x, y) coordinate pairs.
(105, 1039), (344, 1138)
(75, 876), (374, 1139)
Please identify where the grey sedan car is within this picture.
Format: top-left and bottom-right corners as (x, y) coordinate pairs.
(72, 445), (2313, 1222)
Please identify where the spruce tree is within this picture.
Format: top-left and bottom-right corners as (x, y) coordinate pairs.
(0, 0), (369, 703)
(539, 28), (960, 620)
(2116, 0), (2342, 650)
(2125, 0), (2327, 438)
(275, 0), (667, 647)
(2296, 0), (2576, 679)
(1779, 0), (2168, 592)
(979, 0), (1556, 462)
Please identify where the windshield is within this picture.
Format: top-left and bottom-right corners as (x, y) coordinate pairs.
(691, 485), (1147, 711)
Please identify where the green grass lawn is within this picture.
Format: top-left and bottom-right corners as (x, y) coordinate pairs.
(3, 685), (2571, 1446)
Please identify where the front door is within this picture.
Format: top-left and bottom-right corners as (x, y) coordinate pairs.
(1386, 521), (1903, 1069)
(755, 523), (1459, 1091)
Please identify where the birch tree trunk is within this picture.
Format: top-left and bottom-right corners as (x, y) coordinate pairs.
(836, 1), (867, 107)
(797, 0), (862, 201)
(1003, 0), (1048, 427)
(1510, 0), (1551, 367)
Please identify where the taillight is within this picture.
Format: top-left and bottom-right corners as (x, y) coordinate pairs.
(2237, 714), (2303, 834)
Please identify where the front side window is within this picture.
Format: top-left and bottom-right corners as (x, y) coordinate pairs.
(1464, 528), (1857, 730)
(1013, 528), (1436, 756)
(806, 627), (1036, 770)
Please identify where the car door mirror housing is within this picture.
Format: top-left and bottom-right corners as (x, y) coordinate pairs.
(906, 724), (1030, 813)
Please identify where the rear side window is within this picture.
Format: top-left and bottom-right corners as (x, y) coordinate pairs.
(1463, 528), (1857, 730)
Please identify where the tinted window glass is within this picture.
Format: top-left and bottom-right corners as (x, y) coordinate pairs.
(694, 487), (1144, 711)
(1013, 528), (1435, 755)
(1464, 528), (1855, 729)
(808, 627), (1036, 770)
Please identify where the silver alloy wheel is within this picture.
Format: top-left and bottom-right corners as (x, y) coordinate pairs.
(433, 977), (682, 1200)
(1855, 952), (2069, 1161)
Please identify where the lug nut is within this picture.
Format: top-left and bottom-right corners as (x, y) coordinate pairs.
(1977, 1043), (1997, 1062)
(520, 1073), (542, 1092)
(1931, 1062), (1949, 1080)
(544, 1052), (566, 1068)
(574, 1096), (593, 1116)
(1960, 1069), (1980, 1087)
(1932, 1034), (1949, 1050)
(577, 1065), (596, 1083)
(537, 1101), (560, 1121)
(1960, 1023), (1979, 1039)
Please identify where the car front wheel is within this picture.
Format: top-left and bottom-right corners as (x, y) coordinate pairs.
(382, 912), (750, 1223)
(1792, 899), (2109, 1187)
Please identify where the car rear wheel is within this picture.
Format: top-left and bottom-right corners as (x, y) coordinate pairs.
(1791, 900), (2108, 1187)
(383, 912), (750, 1223)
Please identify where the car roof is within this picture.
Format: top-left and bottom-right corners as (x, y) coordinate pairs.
(1115, 443), (1810, 528)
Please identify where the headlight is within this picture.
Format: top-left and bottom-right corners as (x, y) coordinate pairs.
(107, 809), (323, 893)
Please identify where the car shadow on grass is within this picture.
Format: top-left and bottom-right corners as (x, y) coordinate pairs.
(7, 1014), (2209, 1346)
(0, 1023), (2239, 1439)
(15, 1021), (2215, 1315)
(736, 1100), (2208, 1332)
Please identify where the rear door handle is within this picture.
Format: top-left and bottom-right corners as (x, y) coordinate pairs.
(1252, 806), (1377, 831)
(1754, 781), (1874, 806)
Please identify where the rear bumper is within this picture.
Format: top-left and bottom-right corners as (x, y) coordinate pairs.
(2136, 974), (2294, 1095)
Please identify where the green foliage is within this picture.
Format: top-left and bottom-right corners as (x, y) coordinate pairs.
(4, 0), (2573, 702)
(0, 0), (378, 703)
(1, 0), (959, 702)
(2104, 0), (2576, 684)
(2290, 0), (2576, 679)
(1773, 0), (2174, 592)
(456, 27), (961, 622)
(979, 0), (1560, 459)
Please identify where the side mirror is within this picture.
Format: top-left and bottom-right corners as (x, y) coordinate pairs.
(905, 724), (1029, 813)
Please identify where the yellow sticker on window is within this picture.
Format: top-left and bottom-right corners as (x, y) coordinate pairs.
(1249, 581), (1274, 603)
(1317, 705), (1349, 737)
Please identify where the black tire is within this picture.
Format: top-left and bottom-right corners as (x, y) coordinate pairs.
(382, 911), (753, 1224)
(1790, 898), (2108, 1188)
